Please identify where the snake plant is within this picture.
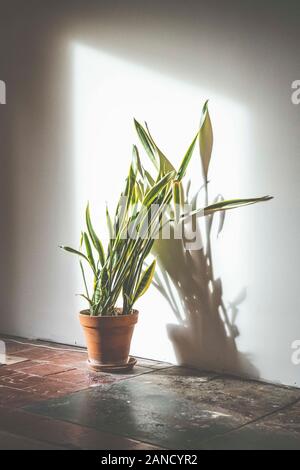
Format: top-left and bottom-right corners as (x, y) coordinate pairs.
(60, 102), (272, 316)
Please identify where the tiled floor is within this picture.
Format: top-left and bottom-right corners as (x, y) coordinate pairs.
(0, 335), (300, 449)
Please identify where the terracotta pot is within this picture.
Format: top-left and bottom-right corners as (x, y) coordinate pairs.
(79, 309), (139, 367)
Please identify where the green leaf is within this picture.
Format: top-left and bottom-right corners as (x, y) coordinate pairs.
(199, 100), (213, 181)
(79, 231), (84, 248)
(135, 181), (144, 201)
(101, 265), (109, 286)
(144, 170), (155, 187)
(123, 292), (133, 311)
(106, 205), (114, 241)
(144, 122), (185, 204)
(172, 180), (182, 224)
(59, 245), (89, 264)
(134, 119), (158, 169)
(83, 232), (96, 273)
(143, 171), (175, 207)
(86, 204), (105, 266)
(93, 278), (101, 305)
(133, 259), (156, 301)
(77, 294), (93, 306)
(203, 196), (273, 215)
(80, 260), (90, 299)
(177, 132), (199, 181)
(176, 196), (273, 221)
(123, 164), (137, 211)
(132, 145), (144, 177)
(144, 122), (176, 178)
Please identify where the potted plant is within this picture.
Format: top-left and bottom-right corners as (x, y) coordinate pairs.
(60, 102), (271, 371)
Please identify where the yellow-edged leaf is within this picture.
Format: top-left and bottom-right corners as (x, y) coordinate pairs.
(177, 132), (199, 181)
(134, 119), (158, 169)
(83, 232), (96, 273)
(143, 171), (175, 207)
(86, 204), (105, 266)
(133, 260), (156, 301)
(132, 145), (144, 177)
(172, 180), (183, 224)
(199, 100), (213, 181)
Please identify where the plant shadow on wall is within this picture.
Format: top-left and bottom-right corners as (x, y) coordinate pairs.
(153, 212), (256, 377)
(152, 104), (270, 378)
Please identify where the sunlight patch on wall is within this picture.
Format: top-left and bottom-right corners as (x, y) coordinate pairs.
(72, 42), (250, 362)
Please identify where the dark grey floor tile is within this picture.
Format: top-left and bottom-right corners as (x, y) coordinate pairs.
(202, 405), (300, 449)
(186, 375), (300, 420)
(265, 399), (300, 434)
(24, 379), (239, 449)
(25, 368), (300, 450)
(201, 426), (300, 450)
(201, 394), (300, 449)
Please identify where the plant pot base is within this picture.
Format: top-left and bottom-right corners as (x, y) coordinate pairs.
(87, 356), (137, 373)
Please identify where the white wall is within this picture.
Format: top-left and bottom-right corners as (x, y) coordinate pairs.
(0, 0), (299, 387)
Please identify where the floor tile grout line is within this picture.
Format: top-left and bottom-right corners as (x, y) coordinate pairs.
(1, 366), (77, 378)
(198, 396), (300, 447)
(41, 367), (78, 378)
(236, 396), (300, 429)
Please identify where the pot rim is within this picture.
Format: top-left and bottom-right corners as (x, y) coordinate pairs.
(79, 308), (139, 318)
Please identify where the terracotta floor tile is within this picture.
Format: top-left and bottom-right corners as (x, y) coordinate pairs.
(3, 360), (38, 372)
(14, 347), (63, 361)
(50, 350), (88, 366)
(0, 355), (29, 366)
(7, 361), (75, 377)
(0, 366), (18, 377)
(0, 371), (44, 390)
(0, 386), (36, 408)
(0, 373), (86, 405)
(12, 349), (89, 369)
(54, 350), (88, 361)
(24, 377), (88, 398)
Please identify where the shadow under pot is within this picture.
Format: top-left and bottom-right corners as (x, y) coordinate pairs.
(79, 309), (139, 372)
